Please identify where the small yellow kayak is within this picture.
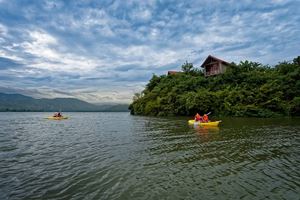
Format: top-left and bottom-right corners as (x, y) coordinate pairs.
(188, 120), (221, 126)
(46, 116), (68, 120)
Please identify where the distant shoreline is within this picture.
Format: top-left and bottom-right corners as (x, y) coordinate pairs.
(0, 93), (130, 112)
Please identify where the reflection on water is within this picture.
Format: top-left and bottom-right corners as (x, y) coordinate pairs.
(193, 125), (220, 134)
(191, 125), (220, 143)
(0, 113), (300, 200)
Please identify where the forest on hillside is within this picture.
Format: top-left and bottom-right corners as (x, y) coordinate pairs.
(129, 56), (300, 117)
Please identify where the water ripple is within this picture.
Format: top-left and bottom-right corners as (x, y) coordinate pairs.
(1, 113), (300, 199)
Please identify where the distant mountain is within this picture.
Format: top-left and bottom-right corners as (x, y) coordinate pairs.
(0, 93), (129, 112)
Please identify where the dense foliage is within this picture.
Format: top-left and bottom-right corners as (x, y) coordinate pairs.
(129, 57), (300, 117)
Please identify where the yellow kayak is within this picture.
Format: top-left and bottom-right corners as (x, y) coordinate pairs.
(46, 116), (68, 120)
(188, 120), (221, 126)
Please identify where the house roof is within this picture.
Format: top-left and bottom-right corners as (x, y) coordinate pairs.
(167, 70), (181, 75)
(200, 55), (230, 68)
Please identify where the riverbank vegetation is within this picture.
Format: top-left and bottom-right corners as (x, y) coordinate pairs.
(129, 56), (300, 117)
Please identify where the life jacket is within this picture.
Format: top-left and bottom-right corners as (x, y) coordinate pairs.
(195, 114), (201, 121)
(203, 114), (208, 122)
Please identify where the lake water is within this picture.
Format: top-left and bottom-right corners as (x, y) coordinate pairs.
(0, 112), (299, 200)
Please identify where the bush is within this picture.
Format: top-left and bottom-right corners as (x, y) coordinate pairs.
(129, 57), (300, 117)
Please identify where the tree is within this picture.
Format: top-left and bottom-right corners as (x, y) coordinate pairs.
(129, 56), (300, 117)
(181, 61), (193, 73)
(293, 56), (300, 66)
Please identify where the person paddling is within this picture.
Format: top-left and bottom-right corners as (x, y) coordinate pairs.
(53, 112), (62, 117)
(194, 113), (202, 122)
(203, 114), (209, 122)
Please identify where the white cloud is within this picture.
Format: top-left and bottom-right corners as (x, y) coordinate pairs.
(0, 0), (299, 103)
(0, 23), (7, 37)
(43, 0), (64, 10)
(130, 8), (152, 21)
(0, 49), (24, 62)
(19, 30), (104, 72)
(109, 45), (183, 68)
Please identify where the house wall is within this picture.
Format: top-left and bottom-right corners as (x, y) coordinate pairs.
(219, 63), (228, 73)
(205, 62), (220, 76)
(205, 62), (228, 76)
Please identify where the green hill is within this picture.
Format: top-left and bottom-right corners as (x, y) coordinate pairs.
(129, 56), (300, 117)
(0, 93), (129, 112)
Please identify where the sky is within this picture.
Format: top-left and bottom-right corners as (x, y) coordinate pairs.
(0, 0), (299, 104)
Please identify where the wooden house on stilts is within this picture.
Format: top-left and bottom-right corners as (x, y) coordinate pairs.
(200, 55), (230, 77)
